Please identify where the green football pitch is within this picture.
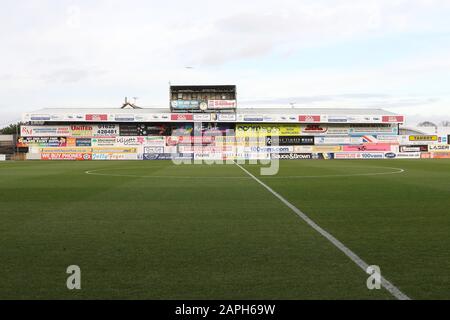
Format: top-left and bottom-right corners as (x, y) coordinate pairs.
(0, 159), (449, 300)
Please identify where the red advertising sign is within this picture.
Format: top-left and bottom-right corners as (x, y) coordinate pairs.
(171, 114), (193, 121)
(302, 124), (328, 134)
(382, 115), (404, 123)
(299, 115), (321, 123)
(207, 100), (237, 110)
(41, 153), (92, 160)
(86, 114), (108, 121)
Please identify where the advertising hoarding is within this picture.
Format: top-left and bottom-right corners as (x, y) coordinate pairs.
(207, 100), (236, 110)
(428, 145), (450, 152)
(271, 153), (312, 160)
(236, 124), (301, 137)
(342, 144), (392, 152)
(409, 135), (438, 142)
(399, 145), (428, 152)
(21, 126), (71, 137)
(315, 137), (363, 145)
(17, 137), (67, 147)
(266, 136), (314, 146)
(41, 153), (92, 160)
(92, 153), (141, 160)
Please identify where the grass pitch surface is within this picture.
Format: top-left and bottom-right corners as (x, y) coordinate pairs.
(0, 160), (449, 299)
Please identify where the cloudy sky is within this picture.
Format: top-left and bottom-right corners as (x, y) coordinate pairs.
(1, 0), (450, 126)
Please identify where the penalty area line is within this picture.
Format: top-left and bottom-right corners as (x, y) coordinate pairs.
(234, 161), (411, 301)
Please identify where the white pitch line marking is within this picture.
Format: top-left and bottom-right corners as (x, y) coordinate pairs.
(85, 166), (405, 180)
(234, 161), (411, 300)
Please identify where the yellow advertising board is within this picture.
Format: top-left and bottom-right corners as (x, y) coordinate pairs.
(312, 145), (343, 152)
(236, 124), (301, 137)
(409, 135), (437, 141)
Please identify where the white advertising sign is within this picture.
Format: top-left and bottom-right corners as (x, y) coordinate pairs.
(428, 144), (450, 152)
(315, 137), (363, 145)
(193, 114), (212, 122)
(92, 124), (119, 137)
(21, 126), (71, 137)
(334, 152), (385, 159)
(92, 153), (141, 160)
(242, 146), (294, 153)
(218, 114), (237, 122)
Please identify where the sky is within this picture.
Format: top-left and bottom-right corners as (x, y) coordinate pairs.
(1, 0), (450, 126)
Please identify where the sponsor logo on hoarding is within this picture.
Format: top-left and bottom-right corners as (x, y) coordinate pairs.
(40, 147), (92, 153)
(171, 100), (200, 110)
(207, 100), (237, 110)
(218, 114), (237, 122)
(92, 147), (137, 153)
(144, 153), (165, 160)
(91, 138), (116, 146)
(17, 137), (67, 148)
(316, 137), (363, 145)
(312, 153), (335, 160)
(335, 153), (361, 159)
(343, 144), (392, 152)
(376, 135), (401, 143)
(399, 145), (428, 152)
(30, 114), (51, 121)
(144, 147), (164, 153)
(361, 153), (385, 159)
(93, 124), (119, 137)
(312, 146), (342, 152)
(71, 125), (93, 137)
(382, 115), (404, 123)
(428, 144), (450, 151)
(328, 116), (348, 123)
(235, 153), (270, 160)
(243, 115), (264, 122)
(409, 135), (438, 141)
(166, 136), (214, 146)
(396, 152), (421, 159)
(271, 153), (312, 160)
(335, 153), (384, 159)
(349, 126), (397, 135)
(85, 114), (108, 121)
(41, 153), (92, 160)
(171, 114), (194, 121)
(236, 124), (301, 137)
(76, 138), (92, 147)
(21, 126), (72, 137)
(299, 115), (321, 123)
(247, 146), (293, 153)
(266, 136), (314, 146)
(179, 146), (234, 153)
(92, 153), (141, 160)
(302, 124), (328, 134)
(431, 152), (450, 159)
(193, 114), (211, 122)
(385, 152), (397, 159)
(263, 116), (276, 122)
(293, 146), (313, 153)
(115, 136), (146, 146)
(114, 114), (135, 121)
